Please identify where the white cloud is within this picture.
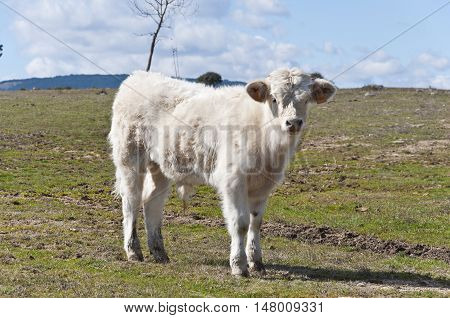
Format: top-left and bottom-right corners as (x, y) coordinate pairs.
(196, 0), (232, 18)
(232, 0), (288, 29)
(5, 1), (450, 89)
(356, 59), (403, 77)
(232, 9), (271, 29)
(10, 0), (151, 77)
(173, 20), (230, 54)
(344, 51), (404, 83)
(323, 41), (340, 55)
(7, 0), (301, 81)
(431, 75), (450, 89)
(242, 0), (288, 15)
(417, 52), (449, 70)
(25, 57), (73, 77)
(327, 49), (450, 89)
(169, 22), (302, 80)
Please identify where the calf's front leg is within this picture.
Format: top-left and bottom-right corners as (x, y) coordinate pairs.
(221, 184), (250, 277)
(246, 199), (267, 274)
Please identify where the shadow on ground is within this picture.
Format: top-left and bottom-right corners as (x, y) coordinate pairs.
(264, 263), (450, 289)
(204, 258), (449, 289)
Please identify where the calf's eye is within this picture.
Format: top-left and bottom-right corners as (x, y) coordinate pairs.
(272, 98), (277, 104)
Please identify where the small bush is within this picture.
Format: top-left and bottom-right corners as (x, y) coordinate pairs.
(362, 84), (384, 91)
(310, 72), (324, 80)
(196, 72), (222, 87)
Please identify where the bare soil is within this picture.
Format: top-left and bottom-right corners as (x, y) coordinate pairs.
(4, 191), (449, 264)
(164, 211), (450, 263)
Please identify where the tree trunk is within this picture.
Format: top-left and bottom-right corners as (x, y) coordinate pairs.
(145, 2), (169, 72)
(146, 28), (160, 71)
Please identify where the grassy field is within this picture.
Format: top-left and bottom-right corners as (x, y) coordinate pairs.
(0, 87), (449, 297)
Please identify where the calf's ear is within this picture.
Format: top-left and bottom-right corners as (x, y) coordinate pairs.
(246, 80), (269, 103)
(311, 79), (336, 104)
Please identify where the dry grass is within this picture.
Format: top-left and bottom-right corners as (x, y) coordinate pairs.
(0, 88), (448, 297)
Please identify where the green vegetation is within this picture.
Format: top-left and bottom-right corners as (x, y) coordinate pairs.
(196, 72), (222, 87)
(0, 88), (448, 297)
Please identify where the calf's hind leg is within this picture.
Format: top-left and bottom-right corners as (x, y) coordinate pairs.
(118, 165), (145, 262)
(142, 164), (170, 263)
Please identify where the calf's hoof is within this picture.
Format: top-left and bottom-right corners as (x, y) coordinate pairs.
(231, 267), (249, 278)
(127, 252), (144, 262)
(249, 261), (266, 275)
(151, 250), (170, 264)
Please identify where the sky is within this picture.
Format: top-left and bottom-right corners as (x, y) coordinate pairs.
(0, 0), (449, 88)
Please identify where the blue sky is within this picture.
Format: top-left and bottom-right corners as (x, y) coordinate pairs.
(1, 0), (449, 88)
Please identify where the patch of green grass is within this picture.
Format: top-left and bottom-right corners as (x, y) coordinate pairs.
(0, 88), (449, 297)
(0, 200), (448, 297)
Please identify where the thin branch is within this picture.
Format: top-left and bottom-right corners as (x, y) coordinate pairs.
(133, 31), (156, 37)
(129, 0), (192, 71)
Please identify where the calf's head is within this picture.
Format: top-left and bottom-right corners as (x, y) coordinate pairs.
(246, 68), (336, 134)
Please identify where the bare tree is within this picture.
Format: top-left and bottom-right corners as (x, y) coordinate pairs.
(130, 0), (192, 72)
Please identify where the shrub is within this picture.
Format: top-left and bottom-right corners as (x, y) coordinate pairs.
(310, 72), (324, 80)
(196, 72), (222, 87)
(362, 84), (384, 91)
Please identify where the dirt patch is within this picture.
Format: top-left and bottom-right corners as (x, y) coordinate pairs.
(302, 135), (352, 151)
(58, 195), (108, 210)
(350, 280), (449, 294)
(0, 132), (50, 150)
(260, 222), (449, 263)
(365, 139), (450, 163)
(288, 162), (345, 178)
(3, 193), (449, 263)
(164, 212), (450, 264)
(400, 139), (450, 154)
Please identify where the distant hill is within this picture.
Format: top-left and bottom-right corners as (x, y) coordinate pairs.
(0, 74), (246, 91)
(0, 74), (129, 91)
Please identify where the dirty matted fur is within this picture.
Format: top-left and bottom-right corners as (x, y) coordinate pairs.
(109, 68), (336, 276)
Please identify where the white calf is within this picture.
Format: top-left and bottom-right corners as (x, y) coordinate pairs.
(108, 68), (336, 276)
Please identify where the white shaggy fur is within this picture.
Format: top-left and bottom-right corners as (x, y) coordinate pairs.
(109, 68), (336, 276)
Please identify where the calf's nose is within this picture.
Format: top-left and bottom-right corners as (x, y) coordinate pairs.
(285, 118), (303, 131)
